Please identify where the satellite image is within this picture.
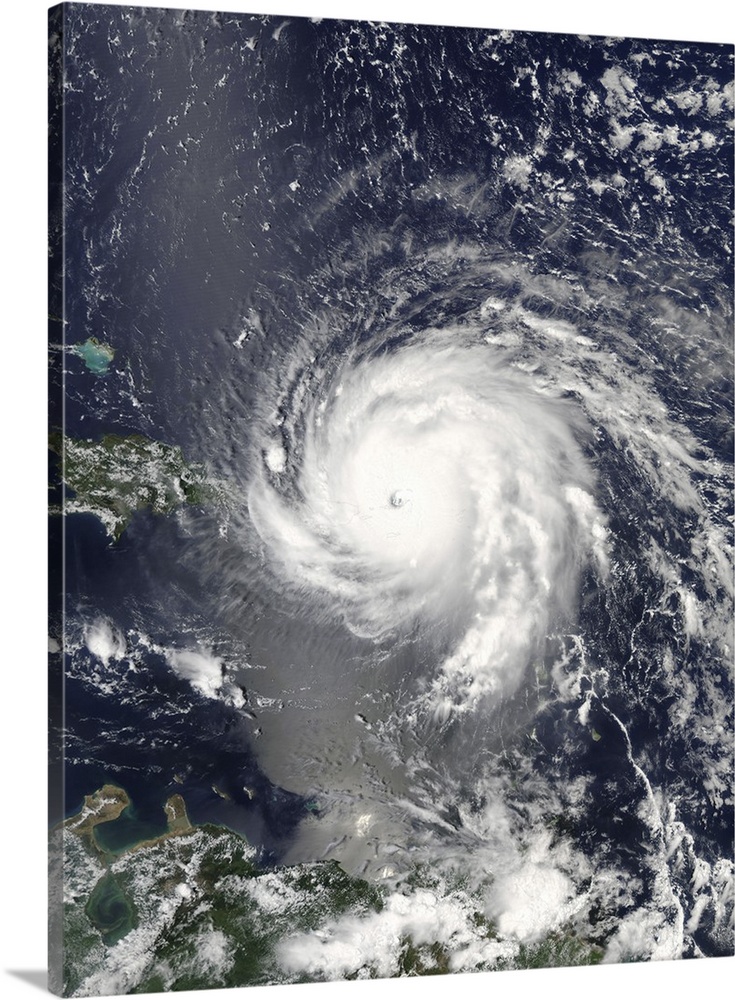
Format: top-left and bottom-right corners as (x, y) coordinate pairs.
(48, 4), (734, 995)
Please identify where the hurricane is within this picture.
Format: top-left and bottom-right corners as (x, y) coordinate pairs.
(248, 305), (608, 717)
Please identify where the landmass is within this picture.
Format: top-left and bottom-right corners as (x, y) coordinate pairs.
(48, 432), (232, 540)
(64, 785), (130, 853)
(58, 784), (605, 996)
(59, 783), (384, 995)
(63, 785), (196, 858)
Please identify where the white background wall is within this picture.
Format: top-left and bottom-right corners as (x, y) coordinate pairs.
(1, 2), (732, 999)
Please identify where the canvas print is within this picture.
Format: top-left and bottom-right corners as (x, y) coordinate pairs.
(48, 4), (734, 995)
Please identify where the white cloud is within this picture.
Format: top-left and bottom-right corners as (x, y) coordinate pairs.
(84, 619), (127, 666)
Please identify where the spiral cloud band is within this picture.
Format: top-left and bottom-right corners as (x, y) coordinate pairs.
(248, 326), (607, 713)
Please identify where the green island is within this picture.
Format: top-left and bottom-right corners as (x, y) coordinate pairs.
(48, 432), (232, 540)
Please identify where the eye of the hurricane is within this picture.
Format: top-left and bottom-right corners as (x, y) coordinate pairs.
(330, 429), (471, 575)
(248, 338), (607, 710)
(390, 490), (412, 507)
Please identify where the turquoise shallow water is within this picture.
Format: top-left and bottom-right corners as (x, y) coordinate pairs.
(72, 337), (115, 374)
